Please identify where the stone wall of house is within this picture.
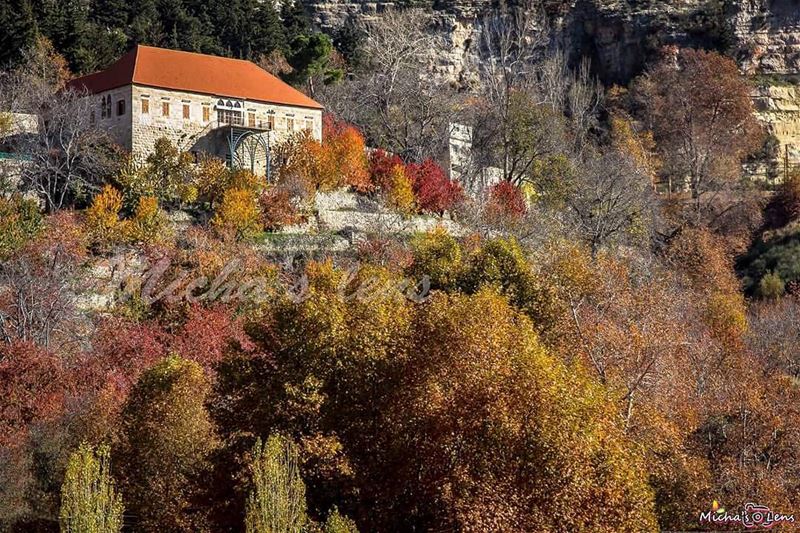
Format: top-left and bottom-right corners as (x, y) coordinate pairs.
(91, 84), (322, 177)
(91, 85), (133, 150)
(130, 84), (323, 176)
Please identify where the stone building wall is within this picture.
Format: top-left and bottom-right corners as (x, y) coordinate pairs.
(92, 84), (323, 177)
(92, 85), (133, 150)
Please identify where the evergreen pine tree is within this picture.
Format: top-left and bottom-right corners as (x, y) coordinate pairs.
(280, 0), (310, 45)
(0, 0), (38, 68)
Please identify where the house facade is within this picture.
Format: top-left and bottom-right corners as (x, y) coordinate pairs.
(67, 45), (324, 177)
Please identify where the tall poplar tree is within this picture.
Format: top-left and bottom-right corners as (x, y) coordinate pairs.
(59, 443), (124, 533)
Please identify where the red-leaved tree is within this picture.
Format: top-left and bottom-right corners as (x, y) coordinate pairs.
(405, 159), (463, 214)
(369, 149), (405, 192)
(485, 181), (527, 222)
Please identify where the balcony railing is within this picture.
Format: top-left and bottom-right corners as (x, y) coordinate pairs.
(217, 114), (273, 131)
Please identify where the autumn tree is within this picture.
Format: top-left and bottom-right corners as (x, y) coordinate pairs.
(244, 434), (308, 533)
(319, 10), (459, 161)
(195, 156), (233, 208)
(0, 39), (117, 212)
(358, 289), (656, 531)
(471, 8), (601, 183)
(275, 118), (369, 193)
(637, 48), (763, 209)
(320, 116), (370, 192)
(116, 355), (219, 533)
(212, 187), (262, 241)
(565, 147), (656, 255)
(59, 443), (124, 533)
(484, 181), (527, 224)
(0, 213), (86, 349)
(116, 138), (197, 207)
(405, 159), (463, 214)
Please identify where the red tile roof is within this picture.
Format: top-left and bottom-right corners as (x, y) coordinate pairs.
(66, 45), (323, 110)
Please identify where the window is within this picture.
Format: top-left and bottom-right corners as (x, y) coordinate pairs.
(90, 110), (95, 124)
(286, 117), (294, 131)
(162, 101), (170, 117)
(183, 102), (190, 120)
(105, 96), (111, 118)
(248, 111), (256, 128)
(217, 109), (242, 126)
(141, 98), (150, 114)
(202, 105), (210, 122)
(117, 99), (125, 116)
(101, 96), (108, 118)
(216, 99), (244, 125)
(266, 114), (274, 130)
(304, 118), (313, 132)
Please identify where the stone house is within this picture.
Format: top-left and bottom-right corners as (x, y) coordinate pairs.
(66, 45), (324, 178)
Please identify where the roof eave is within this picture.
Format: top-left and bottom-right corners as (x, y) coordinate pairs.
(130, 82), (324, 110)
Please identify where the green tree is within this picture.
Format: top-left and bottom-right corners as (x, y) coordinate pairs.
(758, 271), (785, 300)
(0, 195), (44, 259)
(245, 434), (308, 533)
(117, 355), (218, 532)
(288, 33), (340, 95)
(0, 0), (37, 68)
(280, 1), (310, 44)
(59, 443), (124, 533)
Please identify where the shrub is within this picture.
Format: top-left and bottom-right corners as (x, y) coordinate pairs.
(385, 164), (416, 215)
(84, 185), (129, 249)
(0, 195), (43, 259)
(738, 228), (800, 295)
(368, 149), (404, 191)
(758, 271), (785, 299)
(323, 507), (358, 533)
(128, 195), (171, 244)
(485, 181), (527, 223)
(260, 186), (302, 231)
(59, 443), (124, 533)
(212, 188), (262, 241)
(85, 187), (170, 247)
(407, 227), (463, 291)
(406, 159), (463, 214)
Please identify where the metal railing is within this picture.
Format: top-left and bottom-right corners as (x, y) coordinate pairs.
(217, 115), (274, 131)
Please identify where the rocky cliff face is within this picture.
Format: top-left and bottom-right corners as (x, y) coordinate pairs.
(754, 84), (800, 163)
(306, 0), (800, 163)
(306, 0), (800, 84)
